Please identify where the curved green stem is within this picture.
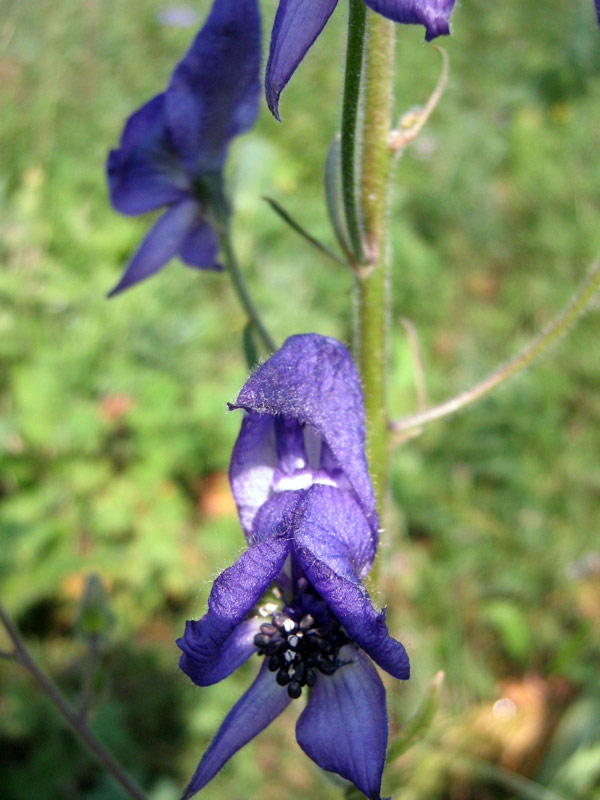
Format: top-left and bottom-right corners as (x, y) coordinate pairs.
(356, 12), (395, 513)
(218, 223), (277, 354)
(390, 258), (600, 440)
(0, 601), (149, 800)
(341, 0), (367, 264)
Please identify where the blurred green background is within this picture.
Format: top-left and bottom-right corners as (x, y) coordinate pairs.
(1, 0), (600, 798)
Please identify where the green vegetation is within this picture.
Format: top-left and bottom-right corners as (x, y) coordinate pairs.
(1, 0), (599, 798)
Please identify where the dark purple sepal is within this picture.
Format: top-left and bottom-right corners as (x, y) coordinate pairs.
(177, 533), (291, 686)
(296, 647), (388, 800)
(265, 0), (339, 119)
(295, 536), (409, 680)
(177, 218), (221, 269)
(230, 334), (378, 536)
(165, 0), (261, 173)
(178, 616), (260, 686)
(250, 490), (304, 545)
(363, 0), (455, 40)
(107, 94), (189, 216)
(108, 199), (200, 296)
(182, 659), (292, 798)
(294, 484), (376, 579)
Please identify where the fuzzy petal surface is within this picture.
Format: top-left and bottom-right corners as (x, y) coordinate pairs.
(296, 535), (409, 680)
(363, 0), (455, 40)
(182, 660), (292, 798)
(265, 0), (338, 119)
(165, 0), (261, 174)
(107, 94), (190, 216)
(250, 490), (304, 545)
(108, 200), (199, 296)
(294, 484), (376, 578)
(178, 616), (260, 687)
(230, 334), (378, 535)
(296, 647), (388, 800)
(177, 533), (291, 686)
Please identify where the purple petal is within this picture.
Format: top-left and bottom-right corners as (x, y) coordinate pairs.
(231, 334), (378, 536)
(251, 489), (303, 545)
(596, 0), (600, 24)
(363, 0), (455, 41)
(296, 648), (388, 800)
(182, 660), (292, 798)
(178, 218), (221, 270)
(108, 200), (199, 296)
(177, 533), (291, 686)
(165, 0), (261, 174)
(265, 0), (338, 120)
(295, 484), (376, 579)
(295, 537), (410, 680)
(178, 616), (260, 687)
(107, 94), (190, 215)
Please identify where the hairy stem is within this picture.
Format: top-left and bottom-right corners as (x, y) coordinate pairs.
(341, 0), (367, 264)
(356, 11), (395, 512)
(0, 601), (150, 800)
(219, 223), (276, 353)
(390, 258), (600, 440)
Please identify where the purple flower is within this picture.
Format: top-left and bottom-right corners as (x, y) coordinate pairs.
(106, 0), (260, 296)
(177, 335), (409, 799)
(266, 0), (456, 118)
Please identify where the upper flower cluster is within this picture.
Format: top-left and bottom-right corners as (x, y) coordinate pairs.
(178, 335), (409, 799)
(106, 0), (261, 295)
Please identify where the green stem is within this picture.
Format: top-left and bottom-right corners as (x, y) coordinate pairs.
(219, 222), (277, 354)
(356, 11), (395, 513)
(390, 257), (600, 439)
(0, 601), (149, 800)
(341, 0), (367, 264)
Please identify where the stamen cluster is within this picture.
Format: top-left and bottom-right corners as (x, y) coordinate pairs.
(254, 609), (351, 699)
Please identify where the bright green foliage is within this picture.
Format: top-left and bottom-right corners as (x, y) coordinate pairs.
(1, 0), (599, 799)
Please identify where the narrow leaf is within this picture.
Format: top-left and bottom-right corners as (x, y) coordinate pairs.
(263, 196), (347, 266)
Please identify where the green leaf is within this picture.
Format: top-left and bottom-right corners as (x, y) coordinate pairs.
(263, 196), (346, 266)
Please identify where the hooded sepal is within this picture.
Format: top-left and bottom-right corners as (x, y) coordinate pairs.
(230, 334), (378, 537)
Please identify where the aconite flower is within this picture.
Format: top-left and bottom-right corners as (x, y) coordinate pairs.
(106, 0), (260, 295)
(177, 335), (409, 799)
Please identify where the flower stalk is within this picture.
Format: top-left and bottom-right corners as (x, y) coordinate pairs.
(218, 220), (277, 354)
(390, 257), (600, 441)
(341, 0), (367, 265)
(355, 11), (396, 512)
